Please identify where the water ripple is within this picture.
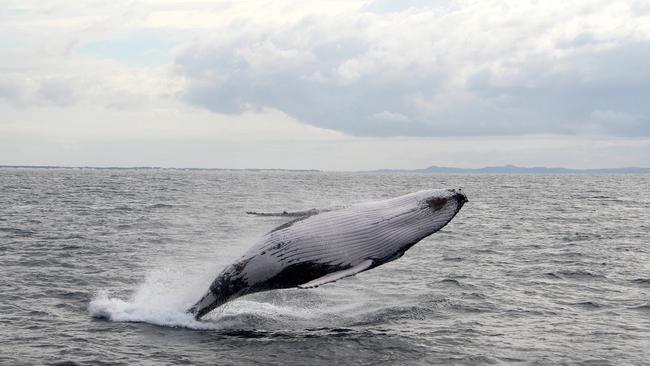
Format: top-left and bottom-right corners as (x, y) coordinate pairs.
(1, 169), (649, 365)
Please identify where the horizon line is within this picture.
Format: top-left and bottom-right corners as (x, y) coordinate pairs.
(2, 164), (650, 173)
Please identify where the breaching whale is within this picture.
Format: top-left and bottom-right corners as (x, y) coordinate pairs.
(188, 188), (468, 320)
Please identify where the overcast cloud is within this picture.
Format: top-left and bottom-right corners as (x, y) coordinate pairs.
(173, 0), (650, 137)
(1, 0), (649, 169)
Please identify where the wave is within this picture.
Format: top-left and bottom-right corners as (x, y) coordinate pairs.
(571, 301), (603, 309)
(88, 291), (321, 330)
(0, 227), (35, 237)
(147, 203), (174, 209)
(548, 270), (606, 280)
(438, 278), (462, 287)
(562, 232), (603, 242)
(628, 304), (650, 312)
(631, 278), (650, 286)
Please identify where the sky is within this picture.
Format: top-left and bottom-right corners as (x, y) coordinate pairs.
(1, 0), (649, 170)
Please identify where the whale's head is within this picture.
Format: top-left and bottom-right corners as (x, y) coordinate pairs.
(405, 188), (468, 236)
(424, 188), (467, 213)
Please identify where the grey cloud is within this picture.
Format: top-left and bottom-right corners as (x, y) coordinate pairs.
(174, 33), (447, 136)
(36, 79), (76, 106)
(0, 79), (22, 105)
(557, 32), (597, 49)
(466, 41), (650, 136)
(173, 5), (650, 137)
(0, 76), (77, 107)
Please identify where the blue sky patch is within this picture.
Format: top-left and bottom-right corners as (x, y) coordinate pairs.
(76, 29), (176, 66)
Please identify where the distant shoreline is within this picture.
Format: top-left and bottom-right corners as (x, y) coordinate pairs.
(2, 164), (649, 174)
(367, 164), (650, 174)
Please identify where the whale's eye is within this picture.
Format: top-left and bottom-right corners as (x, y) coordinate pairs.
(427, 197), (447, 211)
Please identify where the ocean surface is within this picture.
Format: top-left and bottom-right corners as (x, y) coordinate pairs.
(1, 168), (649, 365)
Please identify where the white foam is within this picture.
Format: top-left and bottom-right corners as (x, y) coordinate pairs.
(89, 291), (328, 330)
(88, 264), (225, 329)
(87, 265), (324, 330)
(89, 290), (220, 329)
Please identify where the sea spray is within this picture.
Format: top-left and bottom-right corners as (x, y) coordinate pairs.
(87, 266), (332, 329)
(88, 265), (223, 329)
(88, 290), (331, 330)
(88, 290), (225, 329)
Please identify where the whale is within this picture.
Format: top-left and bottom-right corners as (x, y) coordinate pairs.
(188, 188), (468, 320)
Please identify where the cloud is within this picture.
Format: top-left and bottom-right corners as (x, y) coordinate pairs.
(0, 47), (183, 110)
(1, 0), (649, 170)
(171, 0), (650, 137)
(4, 1), (649, 137)
(0, 78), (22, 105)
(370, 111), (411, 124)
(35, 78), (76, 106)
(0, 0), (184, 109)
(2, 102), (649, 170)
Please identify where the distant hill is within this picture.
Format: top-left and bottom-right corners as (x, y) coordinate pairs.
(369, 164), (650, 174)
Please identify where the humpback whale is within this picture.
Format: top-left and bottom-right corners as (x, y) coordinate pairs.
(188, 188), (468, 320)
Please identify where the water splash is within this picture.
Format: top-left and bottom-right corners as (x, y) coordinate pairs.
(87, 266), (328, 330)
(88, 290), (217, 329)
(88, 265), (222, 329)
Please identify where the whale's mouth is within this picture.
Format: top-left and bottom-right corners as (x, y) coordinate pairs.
(455, 190), (468, 205)
(446, 188), (468, 208)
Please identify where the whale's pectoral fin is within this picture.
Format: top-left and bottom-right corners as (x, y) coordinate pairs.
(298, 259), (374, 289)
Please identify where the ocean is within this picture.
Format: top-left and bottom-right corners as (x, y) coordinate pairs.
(1, 168), (649, 365)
